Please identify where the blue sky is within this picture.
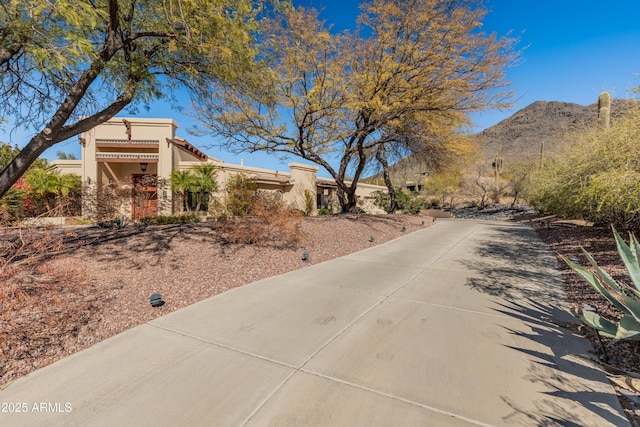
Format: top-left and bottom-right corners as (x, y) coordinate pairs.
(4, 0), (640, 176)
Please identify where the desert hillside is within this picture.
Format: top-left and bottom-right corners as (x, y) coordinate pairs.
(365, 98), (635, 182)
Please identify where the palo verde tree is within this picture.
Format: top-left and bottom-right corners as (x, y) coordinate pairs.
(196, 0), (517, 212)
(0, 0), (266, 197)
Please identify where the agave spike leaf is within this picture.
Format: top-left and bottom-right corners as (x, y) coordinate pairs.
(581, 248), (624, 293)
(587, 259), (640, 324)
(630, 232), (640, 266)
(612, 227), (640, 292)
(628, 286), (640, 300)
(606, 289), (640, 324)
(628, 232), (640, 291)
(612, 315), (640, 343)
(580, 310), (617, 338)
(564, 256), (629, 314)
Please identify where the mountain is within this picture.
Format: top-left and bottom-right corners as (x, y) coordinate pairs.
(474, 99), (632, 161)
(364, 98), (635, 183)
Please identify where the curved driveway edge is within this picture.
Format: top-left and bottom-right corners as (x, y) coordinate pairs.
(0, 220), (629, 426)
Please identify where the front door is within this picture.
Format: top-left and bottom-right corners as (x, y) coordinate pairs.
(132, 174), (158, 220)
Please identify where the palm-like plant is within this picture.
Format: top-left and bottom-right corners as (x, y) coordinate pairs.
(564, 227), (640, 342)
(25, 168), (57, 212)
(190, 164), (218, 213)
(25, 169), (81, 215)
(50, 172), (80, 215)
(170, 170), (195, 213)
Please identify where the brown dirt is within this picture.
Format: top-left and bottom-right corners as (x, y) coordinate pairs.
(2, 211), (639, 425)
(0, 214), (428, 389)
(511, 214), (640, 425)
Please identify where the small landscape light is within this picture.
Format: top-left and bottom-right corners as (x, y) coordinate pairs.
(369, 235), (375, 242)
(401, 226), (406, 232)
(302, 251), (309, 261)
(421, 220), (425, 226)
(150, 293), (165, 307)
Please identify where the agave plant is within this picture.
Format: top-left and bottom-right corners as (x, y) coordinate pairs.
(564, 227), (640, 342)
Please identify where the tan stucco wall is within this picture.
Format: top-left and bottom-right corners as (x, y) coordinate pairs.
(287, 163), (318, 214)
(53, 118), (388, 218)
(352, 182), (387, 214)
(50, 160), (82, 176)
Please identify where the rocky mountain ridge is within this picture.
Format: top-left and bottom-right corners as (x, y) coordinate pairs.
(475, 98), (632, 160)
(366, 98), (635, 182)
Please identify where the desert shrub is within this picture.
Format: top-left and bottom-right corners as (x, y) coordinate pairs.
(528, 104), (640, 231)
(372, 189), (424, 214)
(218, 192), (304, 247)
(399, 190), (425, 214)
(0, 210), (77, 283)
(304, 189), (313, 216)
(372, 190), (391, 212)
(140, 213), (199, 225)
(225, 173), (258, 217)
(501, 161), (534, 206)
(0, 145), (80, 220)
(0, 253), (86, 388)
(317, 207), (333, 215)
(565, 227), (640, 342)
(421, 171), (463, 207)
(0, 185), (28, 222)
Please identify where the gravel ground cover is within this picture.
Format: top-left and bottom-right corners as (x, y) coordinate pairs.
(510, 212), (640, 425)
(1, 208), (638, 425)
(0, 214), (427, 388)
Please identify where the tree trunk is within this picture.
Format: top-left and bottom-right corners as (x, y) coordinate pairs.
(336, 183), (358, 213)
(375, 147), (397, 213)
(0, 133), (52, 197)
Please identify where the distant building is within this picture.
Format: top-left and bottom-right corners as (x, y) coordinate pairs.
(52, 118), (385, 219)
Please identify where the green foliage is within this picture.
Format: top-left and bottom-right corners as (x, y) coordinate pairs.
(225, 173), (258, 217)
(141, 213), (198, 225)
(190, 164), (218, 213)
(196, 0), (517, 213)
(0, 144), (19, 170)
(171, 164), (218, 213)
(422, 171), (463, 207)
(56, 151), (77, 160)
(528, 105), (640, 232)
(0, 0), (266, 197)
(304, 189), (313, 216)
(501, 161), (534, 206)
(0, 186), (27, 221)
(0, 143), (47, 171)
(25, 168), (81, 215)
(399, 192), (425, 215)
(373, 190), (391, 212)
(1, 150), (81, 218)
(317, 207), (333, 215)
(564, 227), (640, 342)
(373, 189), (424, 214)
(171, 170), (195, 213)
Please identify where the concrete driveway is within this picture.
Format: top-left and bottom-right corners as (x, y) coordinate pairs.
(0, 220), (629, 426)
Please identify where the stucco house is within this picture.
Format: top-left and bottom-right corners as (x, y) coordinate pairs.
(52, 118), (385, 220)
